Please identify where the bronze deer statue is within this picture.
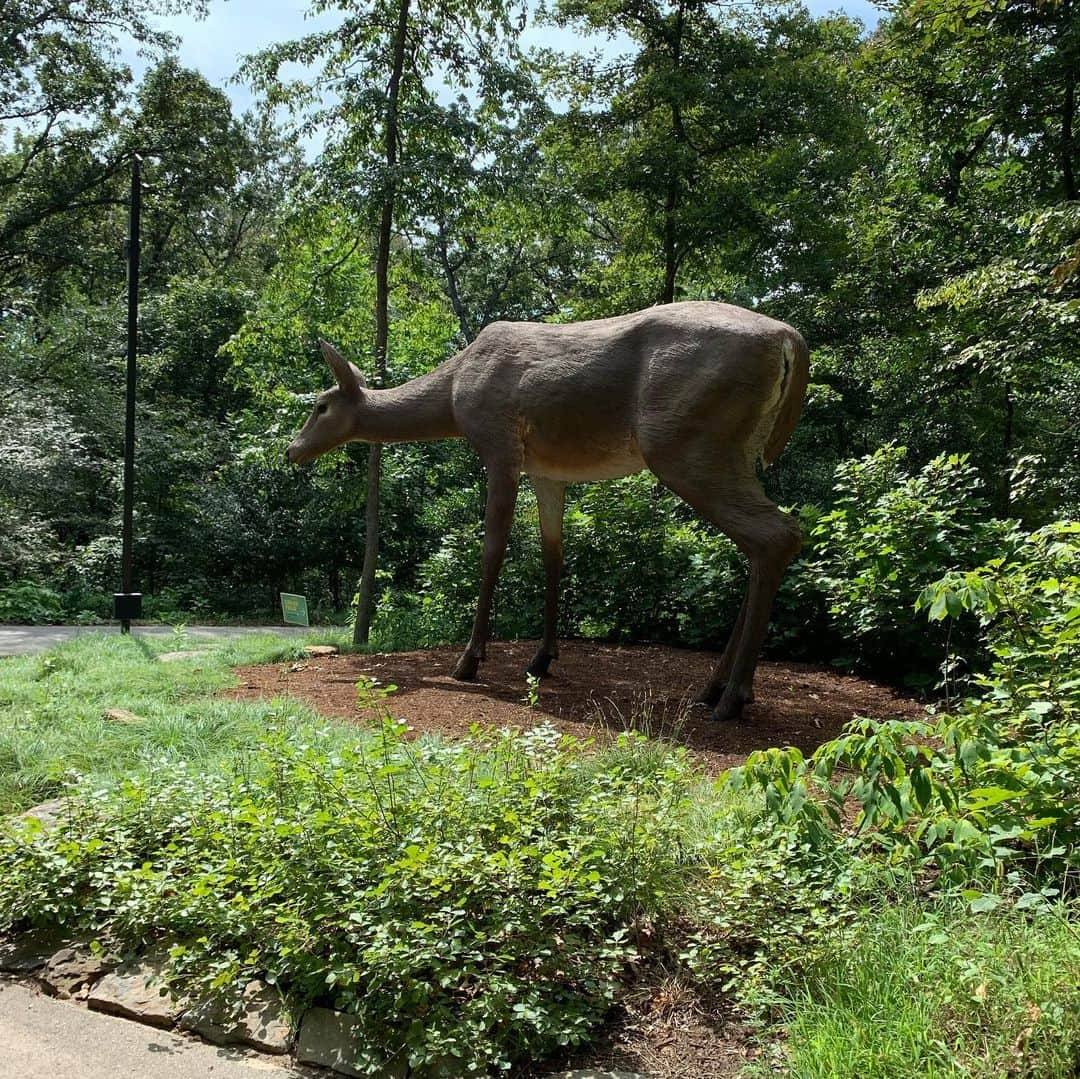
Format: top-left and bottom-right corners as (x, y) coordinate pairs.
(287, 301), (808, 721)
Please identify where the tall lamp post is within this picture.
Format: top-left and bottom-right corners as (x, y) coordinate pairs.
(114, 154), (142, 633)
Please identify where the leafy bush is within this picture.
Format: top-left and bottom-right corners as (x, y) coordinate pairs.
(389, 448), (1019, 676)
(410, 475), (752, 651)
(679, 814), (870, 1004)
(921, 520), (1080, 719)
(731, 521), (1080, 895)
(413, 513), (542, 646)
(0, 580), (64, 624)
(803, 445), (1019, 675)
(0, 707), (701, 1076)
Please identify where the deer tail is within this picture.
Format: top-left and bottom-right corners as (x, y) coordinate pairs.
(762, 330), (809, 468)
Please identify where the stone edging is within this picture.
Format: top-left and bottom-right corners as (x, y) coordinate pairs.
(1, 937), (649, 1078)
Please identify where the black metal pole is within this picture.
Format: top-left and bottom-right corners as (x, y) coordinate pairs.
(118, 155), (141, 633)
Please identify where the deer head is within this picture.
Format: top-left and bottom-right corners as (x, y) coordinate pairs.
(286, 340), (366, 464)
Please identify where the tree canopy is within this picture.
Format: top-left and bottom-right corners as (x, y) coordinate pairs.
(0, 0), (1076, 681)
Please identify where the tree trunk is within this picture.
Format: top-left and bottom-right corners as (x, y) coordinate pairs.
(662, 178), (679, 304)
(1062, 0), (1077, 201)
(660, 1), (686, 306)
(436, 221), (474, 342)
(1002, 382), (1015, 515)
(352, 0), (412, 645)
(354, 444), (382, 642)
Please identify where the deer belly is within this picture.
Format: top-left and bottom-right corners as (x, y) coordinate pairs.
(522, 439), (646, 482)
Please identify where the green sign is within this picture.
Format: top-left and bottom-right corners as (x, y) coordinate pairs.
(280, 592), (309, 626)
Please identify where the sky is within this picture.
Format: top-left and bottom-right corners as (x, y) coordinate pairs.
(120, 0), (882, 141)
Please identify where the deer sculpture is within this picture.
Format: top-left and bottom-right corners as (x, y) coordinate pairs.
(286, 301), (808, 722)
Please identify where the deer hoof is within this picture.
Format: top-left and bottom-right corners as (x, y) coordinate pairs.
(451, 653), (480, 681)
(525, 652), (554, 679)
(710, 691), (750, 723)
(693, 683), (725, 708)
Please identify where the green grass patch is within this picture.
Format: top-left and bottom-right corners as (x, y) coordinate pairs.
(0, 631), (331, 812)
(758, 900), (1080, 1079)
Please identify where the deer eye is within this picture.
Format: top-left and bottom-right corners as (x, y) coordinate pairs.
(316, 403), (328, 415)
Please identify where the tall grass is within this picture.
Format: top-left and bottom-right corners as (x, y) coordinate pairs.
(758, 900), (1080, 1079)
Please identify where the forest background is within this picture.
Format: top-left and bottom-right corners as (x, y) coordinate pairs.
(2, 0), (1078, 688)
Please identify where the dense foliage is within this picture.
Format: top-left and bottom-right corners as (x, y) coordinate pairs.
(734, 521), (1080, 896)
(0, 697), (700, 1074)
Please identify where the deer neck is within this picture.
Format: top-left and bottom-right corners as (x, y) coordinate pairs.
(355, 363), (460, 444)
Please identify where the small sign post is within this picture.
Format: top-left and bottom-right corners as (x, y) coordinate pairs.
(280, 593), (310, 627)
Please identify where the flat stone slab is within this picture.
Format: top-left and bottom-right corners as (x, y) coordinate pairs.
(157, 650), (205, 663)
(180, 979), (292, 1054)
(87, 957), (184, 1029)
(303, 645), (339, 657)
(0, 936), (64, 973)
(17, 799), (69, 833)
(40, 945), (119, 1000)
(296, 1008), (405, 1077)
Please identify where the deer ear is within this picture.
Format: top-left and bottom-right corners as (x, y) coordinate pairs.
(319, 340), (366, 394)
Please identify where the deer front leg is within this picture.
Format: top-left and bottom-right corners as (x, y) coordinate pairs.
(526, 477), (566, 678)
(451, 465), (521, 682)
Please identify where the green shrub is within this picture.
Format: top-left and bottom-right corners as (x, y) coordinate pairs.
(679, 815), (872, 1004)
(731, 521), (1080, 894)
(0, 580), (64, 624)
(803, 445), (1019, 675)
(390, 448), (1018, 676)
(411, 475), (752, 651)
(0, 709), (701, 1076)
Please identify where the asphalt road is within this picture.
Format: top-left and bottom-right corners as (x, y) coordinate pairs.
(0, 624), (317, 657)
(0, 982), (301, 1078)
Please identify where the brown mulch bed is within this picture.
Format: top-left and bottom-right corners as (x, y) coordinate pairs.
(534, 990), (769, 1079)
(226, 639), (923, 775)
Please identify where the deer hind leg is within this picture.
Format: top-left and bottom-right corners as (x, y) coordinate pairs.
(526, 477), (566, 679)
(451, 463), (521, 681)
(709, 488), (801, 721)
(654, 460), (801, 722)
(693, 592), (748, 707)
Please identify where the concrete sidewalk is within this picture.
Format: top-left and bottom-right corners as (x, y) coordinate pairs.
(0, 624), (319, 657)
(0, 982), (301, 1078)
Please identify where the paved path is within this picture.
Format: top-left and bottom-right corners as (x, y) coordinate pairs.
(0, 982), (301, 1078)
(0, 624), (319, 657)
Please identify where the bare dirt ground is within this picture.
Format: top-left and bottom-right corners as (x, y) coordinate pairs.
(225, 639), (922, 1076)
(226, 639), (923, 774)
